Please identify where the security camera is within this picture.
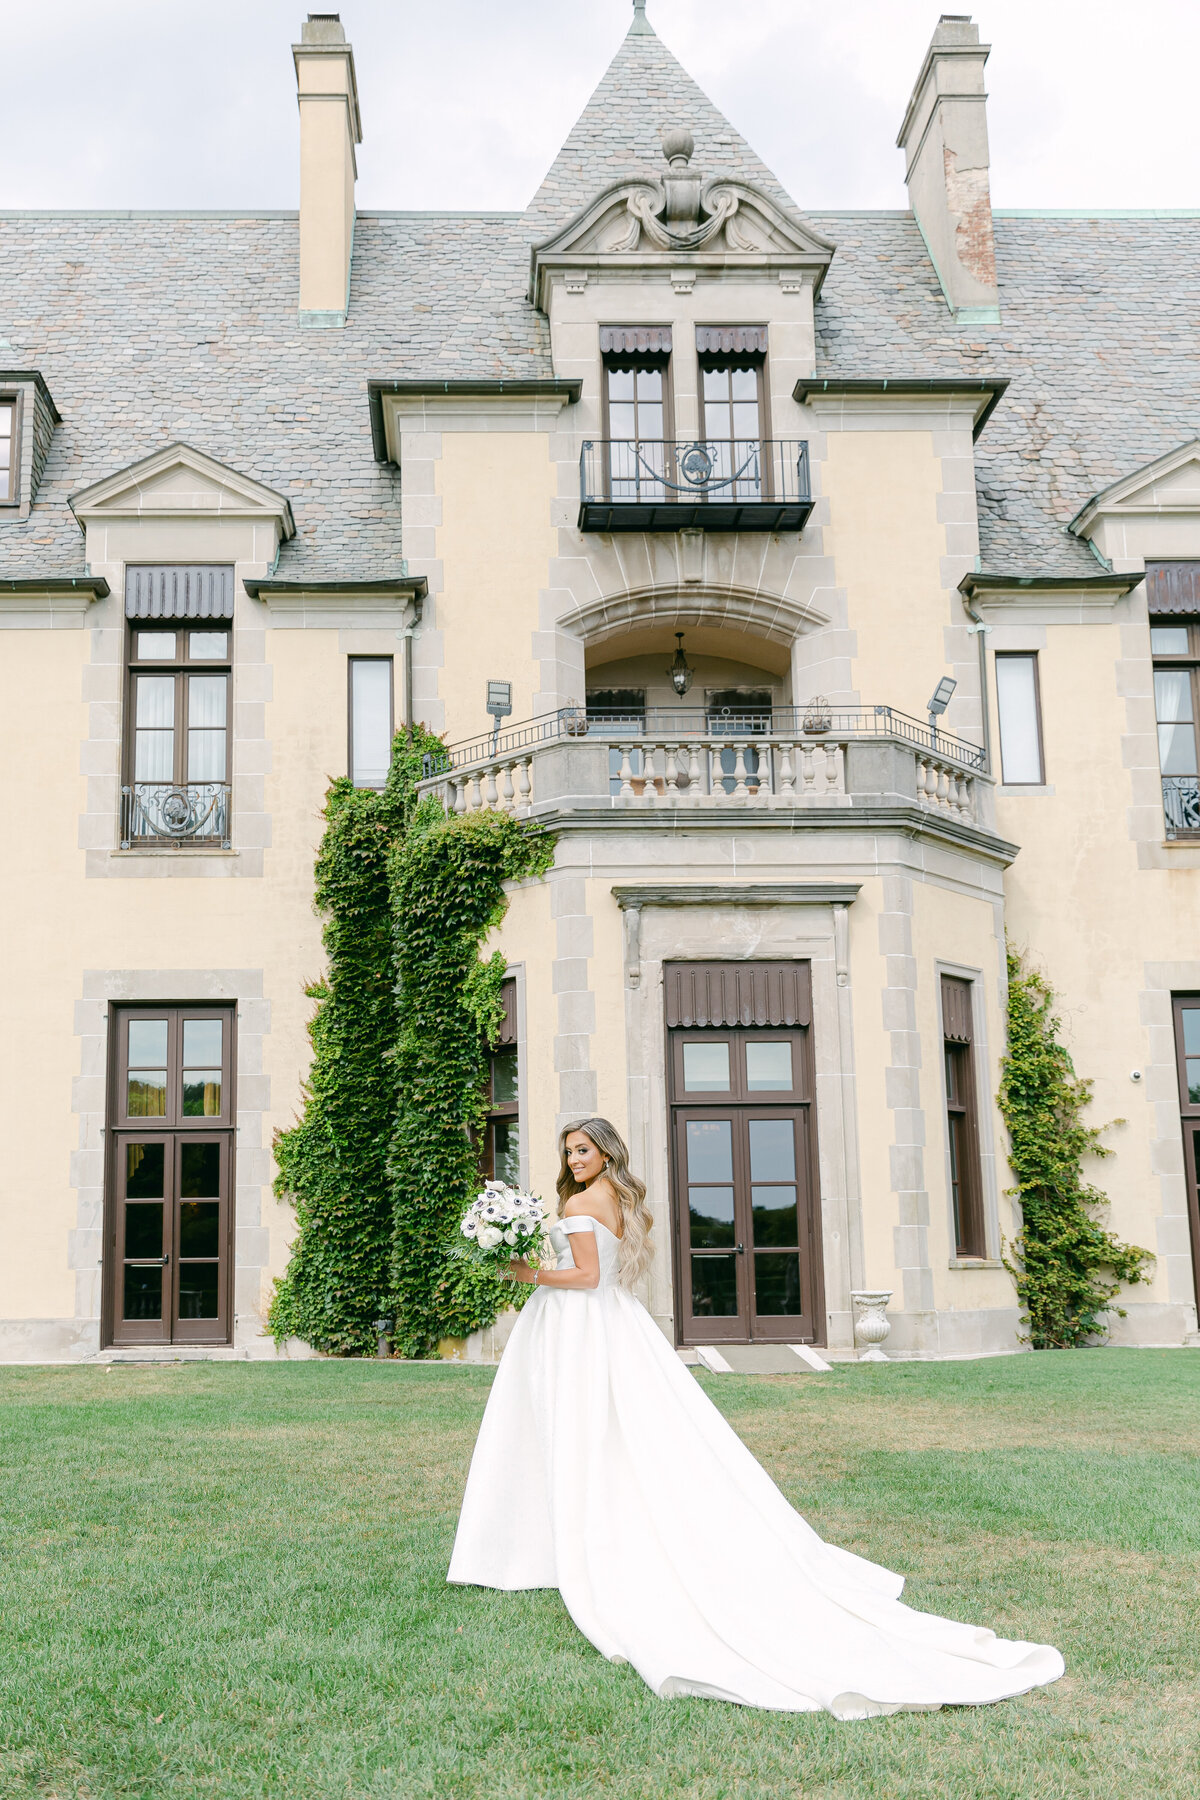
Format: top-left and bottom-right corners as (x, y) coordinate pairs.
(1130, 1070), (1143, 1083)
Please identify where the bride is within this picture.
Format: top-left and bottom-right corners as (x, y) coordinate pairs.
(448, 1117), (1064, 1718)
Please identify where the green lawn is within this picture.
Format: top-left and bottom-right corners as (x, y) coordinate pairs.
(0, 1352), (1196, 1800)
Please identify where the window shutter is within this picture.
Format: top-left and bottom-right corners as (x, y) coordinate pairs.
(664, 961), (811, 1030)
(494, 978), (518, 1046)
(125, 565), (235, 621)
(1146, 562), (1200, 616)
(941, 975), (974, 1043)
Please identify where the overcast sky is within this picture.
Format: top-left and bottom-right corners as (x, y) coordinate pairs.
(4, 0), (1198, 215)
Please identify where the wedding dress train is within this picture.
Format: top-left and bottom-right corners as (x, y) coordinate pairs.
(448, 1217), (1064, 1718)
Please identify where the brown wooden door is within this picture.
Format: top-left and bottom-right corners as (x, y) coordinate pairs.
(667, 996), (824, 1345)
(1170, 995), (1200, 1311)
(105, 1006), (234, 1347)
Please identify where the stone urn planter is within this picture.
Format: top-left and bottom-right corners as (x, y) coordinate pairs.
(850, 1290), (892, 1361)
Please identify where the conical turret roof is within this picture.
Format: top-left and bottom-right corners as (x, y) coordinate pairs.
(523, 6), (799, 241)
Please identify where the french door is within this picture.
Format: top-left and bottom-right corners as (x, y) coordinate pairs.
(104, 1005), (235, 1346)
(666, 962), (824, 1346)
(1170, 994), (1200, 1311)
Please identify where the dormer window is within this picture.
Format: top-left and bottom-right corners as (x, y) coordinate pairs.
(0, 399), (15, 503)
(601, 326), (673, 502)
(698, 326), (767, 499)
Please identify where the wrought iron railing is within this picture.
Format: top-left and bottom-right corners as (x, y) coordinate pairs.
(121, 782), (231, 848)
(579, 439), (810, 509)
(423, 704), (985, 779)
(1163, 775), (1200, 838)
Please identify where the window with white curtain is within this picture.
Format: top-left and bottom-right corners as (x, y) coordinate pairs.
(994, 652), (1045, 785)
(123, 624), (231, 845)
(349, 657), (393, 788)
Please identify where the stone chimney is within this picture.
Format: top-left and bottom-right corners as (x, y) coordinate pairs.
(897, 15), (999, 322)
(293, 13), (363, 327)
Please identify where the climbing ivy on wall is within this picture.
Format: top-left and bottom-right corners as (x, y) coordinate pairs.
(388, 804), (554, 1359)
(270, 727), (552, 1357)
(998, 948), (1153, 1348)
(266, 775), (405, 1356)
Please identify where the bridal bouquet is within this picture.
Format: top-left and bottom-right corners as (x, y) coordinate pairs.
(454, 1181), (547, 1275)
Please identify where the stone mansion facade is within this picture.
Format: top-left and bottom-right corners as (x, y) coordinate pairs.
(2, 5), (1199, 1361)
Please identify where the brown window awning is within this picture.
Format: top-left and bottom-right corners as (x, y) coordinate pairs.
(696, 325), (768, 358)
(599, 325), (673, 359)
(1147, 562), (1200, 616)
(941, 974), (974, 1044)
(125, 565), (235, 621)
(665, 961), (811, 1030)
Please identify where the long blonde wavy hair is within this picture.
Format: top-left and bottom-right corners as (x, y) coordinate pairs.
(555, 1117), (654, 1289)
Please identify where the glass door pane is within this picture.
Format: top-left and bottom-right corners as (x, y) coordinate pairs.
(115, 1137), (172, 1343)
(747, 1115), (803, 1320)
(177, 1141), (222, 1322)
(679, 1114), (747, 1335)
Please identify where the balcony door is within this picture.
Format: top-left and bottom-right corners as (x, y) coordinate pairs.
(666, 962), (824, 1345)
(104, 1005), (235, 1346)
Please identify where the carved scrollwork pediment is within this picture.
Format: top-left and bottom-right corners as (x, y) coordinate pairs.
(529, 128), (835, 309)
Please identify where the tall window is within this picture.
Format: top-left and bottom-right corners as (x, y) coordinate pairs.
(349, 657), (393, 788)
(994, 652), (1045, 784)
(603, 342), (670, 502)
(0, 399), (15, 502)
(701, 359), (764, 498)
(481, 978), (520, 1186)
(942, 975), (986, 1259)
(1151, 617), (1200, 837)
(123, 624), (231, 846)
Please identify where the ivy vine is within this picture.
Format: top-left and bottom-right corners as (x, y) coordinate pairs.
(270, 727), (552, 1357)
(998, 947), (1153, 1348)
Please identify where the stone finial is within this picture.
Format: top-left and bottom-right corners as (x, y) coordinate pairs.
(661, 127), (695, 168)
(631, 0), (653, 35)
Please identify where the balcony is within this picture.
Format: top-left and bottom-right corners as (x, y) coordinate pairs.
(1163, 775), (1200, 838)
(578, 440), (812, 533)
(121, 782), (231, 849)
(418, 706), (991, 836)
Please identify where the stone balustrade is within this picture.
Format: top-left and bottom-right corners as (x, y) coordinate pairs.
(420, 722), (991, 834)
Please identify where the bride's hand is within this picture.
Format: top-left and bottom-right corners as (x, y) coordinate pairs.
(505, 1258), (539, 1284)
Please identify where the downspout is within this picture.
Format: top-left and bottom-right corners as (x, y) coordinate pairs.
(400, 591), (423, 728)
(962, 590), (993, 775)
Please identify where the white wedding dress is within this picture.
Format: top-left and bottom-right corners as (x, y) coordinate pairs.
(448, 1217), (1064, 1718)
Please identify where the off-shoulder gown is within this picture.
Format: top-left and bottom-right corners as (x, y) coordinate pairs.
(447, 1217), (1064, 1718)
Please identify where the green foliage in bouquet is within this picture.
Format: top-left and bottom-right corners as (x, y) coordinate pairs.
(270, 722), (552, 1358)
(998, 947), (1153, 1348)
(388, 806), (553, 1359)
(266, 771), (407, 1355)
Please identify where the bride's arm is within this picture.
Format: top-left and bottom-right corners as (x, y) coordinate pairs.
(506, 1229), (599, 1290)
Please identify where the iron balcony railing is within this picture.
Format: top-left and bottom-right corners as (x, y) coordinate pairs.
(1163, 775), (1200, 838)
(121, 782), (231, 849)
(578, 439), (812, 532)
(423, 704), (985, 778)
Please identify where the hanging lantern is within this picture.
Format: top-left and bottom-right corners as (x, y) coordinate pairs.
(668, 632), (694, 697)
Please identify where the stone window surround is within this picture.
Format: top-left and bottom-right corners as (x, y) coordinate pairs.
(69, 968), (271, 1361)
(611, 886), (865, 1351)
(935, 956), (1003, 1268)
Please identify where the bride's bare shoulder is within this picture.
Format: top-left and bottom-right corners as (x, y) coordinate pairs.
(563, 1179), (622, 1233)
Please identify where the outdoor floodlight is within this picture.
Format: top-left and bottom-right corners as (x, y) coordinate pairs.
(486, 680), (513, 721)
(927, 677), (957, 717)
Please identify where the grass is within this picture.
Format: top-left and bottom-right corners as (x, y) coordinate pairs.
(0, 1350), (1196, 1800)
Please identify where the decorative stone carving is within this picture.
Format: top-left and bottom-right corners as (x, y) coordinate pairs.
(850, 1290), (893, 1361)
(528, 128), (835, 310)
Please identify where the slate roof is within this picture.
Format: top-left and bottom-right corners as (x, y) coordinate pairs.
(1, 11), (1198, 585)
